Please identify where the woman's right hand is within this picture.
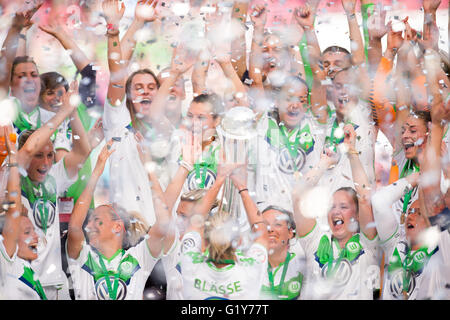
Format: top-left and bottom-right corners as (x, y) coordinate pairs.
(102, 0), (125, 26)
(61, 80), (80, 115)
(249, 4), (266, 29)
(93, 139), (115, 176)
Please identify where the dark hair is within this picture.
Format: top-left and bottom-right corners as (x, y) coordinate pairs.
(192, 93), (224, 118)
(410, 110), (432, 126)
(39, 72), (69, 104)
(262, 205), (296, 231)
(11, 56), (38, 80)
(323, 46), (351, 56)
(125, 69), (160, 130)
(17, 129), (36, 150)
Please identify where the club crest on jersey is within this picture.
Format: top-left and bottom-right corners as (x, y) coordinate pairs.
(321, 259), (352, 287)
(277, 147), (306, 174)
(389, 269), (415, 299)
(288, 281), (301, 294)
(187, 169), (216, 191)
(32, 199), (56, 230)
(95, 276), (127, 300)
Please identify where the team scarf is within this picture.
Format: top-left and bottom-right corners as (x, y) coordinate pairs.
(315, 234), (364, 278)
(19, 266), (47, 300)
(388, 244), (439, 298)
(20, 175), (57, 235)
(13, 105), (41, 134)
(83, 248), (141, 300)
(266, 118), (314, 164)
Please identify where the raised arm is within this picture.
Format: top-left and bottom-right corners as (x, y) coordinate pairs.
(62, 105), (92, 179)
(121, 0), (159, 66)
(67, 140), (114, 260)
(163, 130), (201, 213)
(136, 141), (175, 256)
(366, 3), (387, 76)
(292, 152), (339, 237)
(248, 4), (266, 90)
(343, 124), (377, 239)
(1, 126), (22, 258)
(38, 21), (90, 72)
(103, 0), (126, 105)
(230, 1), (249, 81)
(17, 81), (79, 169)
(421, 49), (449, 216)
(371, 172), (420, 242)
(422, 0), (441, 52)
(229, 164), (268, 248)
(342, 0), (365, 67)
(293, 4), (328, 124)
(0, 3), (41, 97)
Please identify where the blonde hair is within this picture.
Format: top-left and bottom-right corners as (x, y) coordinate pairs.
(204, 211), (240, 262)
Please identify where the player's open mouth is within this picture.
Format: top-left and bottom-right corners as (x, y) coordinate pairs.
(168, 95), (177, 101)
(404, 142), (415, 151)
(332, 217), (344, 226)
(28, 243), (38, 254)
(37, 168), (48, 175)
(338, 96), (349, 104)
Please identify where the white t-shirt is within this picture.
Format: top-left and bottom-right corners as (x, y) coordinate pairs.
(67, 239), (159, 300)
(254, 112), (327, 212)
(21, 159), (76, 287)
(318, 100), (376, 194)
(298, 224), (380, 300)
(179, 231), (268, 300)
(102, 98), (156, 226)
(0, 237), (43, 300)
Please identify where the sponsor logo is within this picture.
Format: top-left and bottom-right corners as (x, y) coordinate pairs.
(277, 147), (306, 174)
(321, 259), (352, 287)
(32, 199), (56, 230)
(95, 276), (127, 300)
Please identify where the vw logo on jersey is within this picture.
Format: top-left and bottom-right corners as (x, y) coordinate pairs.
(187, 169), (216, 191)
(277, 147), (306, 174)
(95, 276), (127, 300)
(32, 199), (56, 230)
(321, 259), (352, 287)
(288, 281), (301, 294)
(389, 269), (415, 299)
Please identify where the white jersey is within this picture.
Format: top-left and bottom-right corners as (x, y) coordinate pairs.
(380, 226), (450, 300)
(67, 239), (159, 300)
(260, 247), (306, 300)
(0, 237), (43, 300)
(21, 160), (76, 287)
(372, 178), (450, 300)
(39, 107), (72, 152)
(298, 224), (380, 300)
(318, 100), (376, 194)
(254, 112), (326, 211)
(161, 237), (184, 300)
(179, 231), (268, 300)
(102, 98), (156, 226)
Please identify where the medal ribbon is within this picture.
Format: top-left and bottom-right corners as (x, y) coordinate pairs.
(267, 251), (291, 297)
(96, 249), (125, 300)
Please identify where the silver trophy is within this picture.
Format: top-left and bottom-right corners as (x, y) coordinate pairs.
(216, 107), (257, 221)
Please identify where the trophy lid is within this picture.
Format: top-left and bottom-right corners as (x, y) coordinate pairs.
(217, 106), (257, 140)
